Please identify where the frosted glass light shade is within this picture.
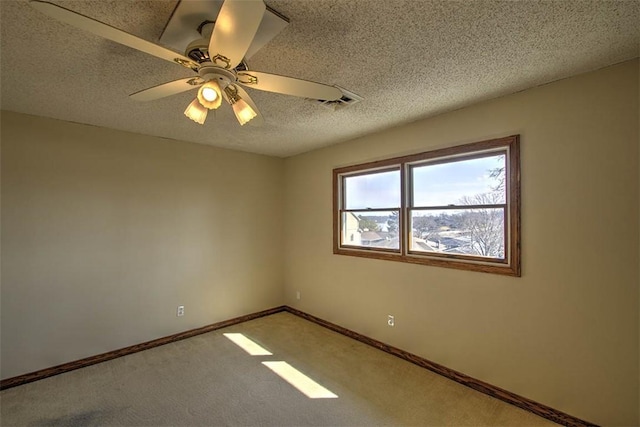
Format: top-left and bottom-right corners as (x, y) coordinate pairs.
(197, 81), (222, 110)
(184, 98), (208, 124)
(232, 98), (257, 125)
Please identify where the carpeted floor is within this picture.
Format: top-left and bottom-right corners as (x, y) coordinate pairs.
(0, 312), (557, 426)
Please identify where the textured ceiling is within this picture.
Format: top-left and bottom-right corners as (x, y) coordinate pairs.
(1, 0), (638, 157)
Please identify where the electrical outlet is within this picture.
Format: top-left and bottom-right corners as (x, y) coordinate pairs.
(177, 305), (185, 317)
(296, 291), (301, 300)
(387, 315), (395, 327)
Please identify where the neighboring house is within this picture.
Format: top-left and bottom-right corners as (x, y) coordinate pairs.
(343, 212), (361, 246)
(411, 238), (436, 252)
(360, 231), (385, 246)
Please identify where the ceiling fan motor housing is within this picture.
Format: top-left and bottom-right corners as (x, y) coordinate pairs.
(185, 37), (249, 72)
(198, 64), (236, 87)
(185, 38), (211, 64)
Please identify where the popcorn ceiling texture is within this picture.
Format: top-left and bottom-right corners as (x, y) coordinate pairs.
(1, 0), (638, 157)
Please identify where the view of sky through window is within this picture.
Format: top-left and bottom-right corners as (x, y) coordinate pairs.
(344, 169), (400, 209)
(413, 154), (505, 208)
(344, 155), (504, 210)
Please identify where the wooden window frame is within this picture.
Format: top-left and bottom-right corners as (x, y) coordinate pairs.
(333, 135), (521, 276)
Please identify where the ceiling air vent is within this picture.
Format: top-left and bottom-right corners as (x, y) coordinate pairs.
(313, 86), (362, 111)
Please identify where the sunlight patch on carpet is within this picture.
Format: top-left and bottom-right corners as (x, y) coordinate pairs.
(223, 333), (273, 356)
(262, 361), (338, 399)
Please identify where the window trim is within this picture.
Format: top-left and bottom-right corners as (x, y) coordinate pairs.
(333, 135), (520, 276)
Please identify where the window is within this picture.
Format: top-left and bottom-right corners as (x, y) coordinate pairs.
(333, 135), (520, 276)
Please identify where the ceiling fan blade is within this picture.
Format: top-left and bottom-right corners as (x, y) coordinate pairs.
(30, 1), (198, 69)
(129, 77), (203, 102)
(234, 85), (264, 126)
(208, 0), (265, 70)
(237, 71), (342, 101)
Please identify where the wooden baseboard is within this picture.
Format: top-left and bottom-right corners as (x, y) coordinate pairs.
(284, 306), (597, 427)
(0, 306), (286, 391)
(1, 304), (597, 427)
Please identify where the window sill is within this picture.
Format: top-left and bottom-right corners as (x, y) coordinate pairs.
(334, 247), (520, 276)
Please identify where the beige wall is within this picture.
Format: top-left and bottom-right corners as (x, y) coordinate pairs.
(284, 60), (639, 426)
(1, 112), (284, 379)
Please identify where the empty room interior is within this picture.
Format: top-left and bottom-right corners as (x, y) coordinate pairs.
(1, 0), (639, 426)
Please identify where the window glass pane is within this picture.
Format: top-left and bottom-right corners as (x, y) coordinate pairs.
(412, 154), (506, 207)
(342, 211), (400, 250)
(344, 169), (400, 210)
(410, 208), (505, 259)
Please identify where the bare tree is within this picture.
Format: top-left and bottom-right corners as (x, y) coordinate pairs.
(412, 215), (440, 240)
(358, 216), (380, 231)
(458, 192), (505, 258)
(489, 166), (506, 193)
(387, 211), (399, 234)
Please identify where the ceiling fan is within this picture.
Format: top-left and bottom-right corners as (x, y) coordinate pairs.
(30, 0), (343, 126)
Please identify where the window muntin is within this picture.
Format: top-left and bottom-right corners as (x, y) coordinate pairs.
(333, 136), (520, 276)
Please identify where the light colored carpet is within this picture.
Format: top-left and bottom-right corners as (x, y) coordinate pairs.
(0, 312), (557, 426)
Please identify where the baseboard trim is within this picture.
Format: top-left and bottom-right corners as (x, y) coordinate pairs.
(284, 306), (597, 427)
(1, 304), (597, 427)
(0, 305), (287, 391)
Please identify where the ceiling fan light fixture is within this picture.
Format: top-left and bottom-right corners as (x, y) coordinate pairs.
(197, 80), (222, 109)
(184, 98), (208, 124)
